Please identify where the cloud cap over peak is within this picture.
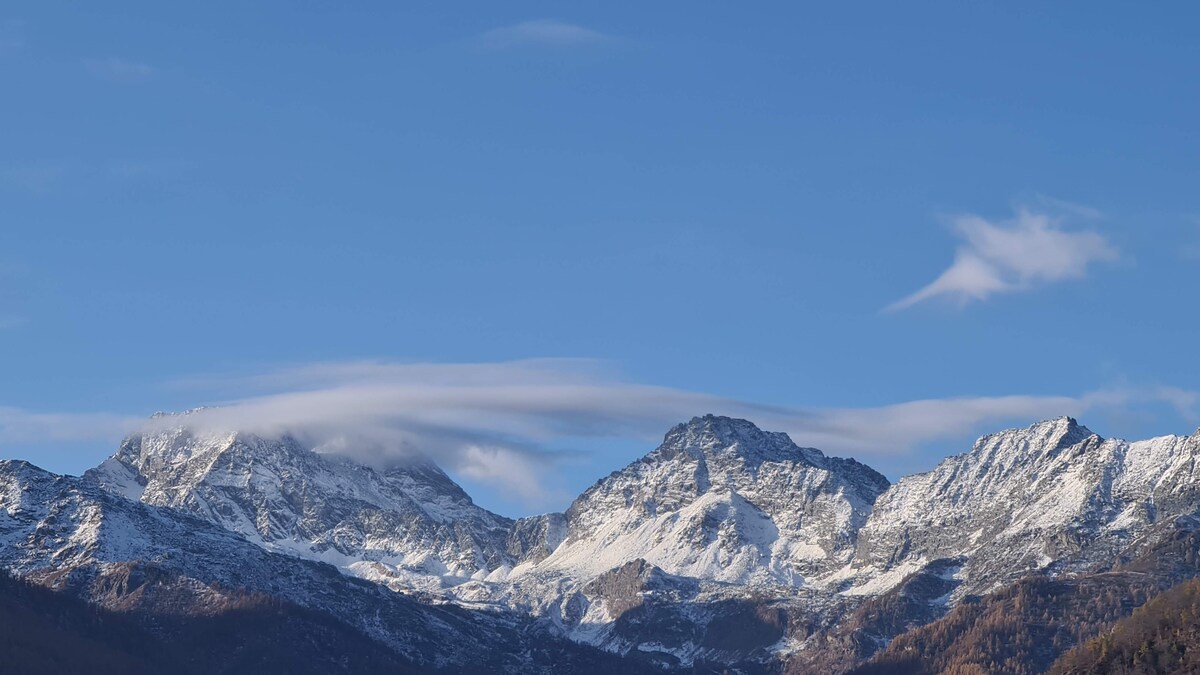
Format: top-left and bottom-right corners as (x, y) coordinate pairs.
(3, 359), (1195, 514)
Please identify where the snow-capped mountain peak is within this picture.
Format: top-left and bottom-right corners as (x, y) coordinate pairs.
(838, 416), (1200, 601)
(86, 423), (514, 590)
(650, 414), (832, 470)
(18, 412), (1200, 672)
(508, 415), (890, 587)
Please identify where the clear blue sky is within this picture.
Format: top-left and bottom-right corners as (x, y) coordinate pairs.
(2, 2), (1198, 516)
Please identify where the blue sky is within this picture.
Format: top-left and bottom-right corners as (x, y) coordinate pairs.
(2, 2), (1198, 516)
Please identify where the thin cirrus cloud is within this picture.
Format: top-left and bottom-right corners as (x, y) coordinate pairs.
(1183, 223), (1200, 261)
(888, 206), (1120, 311)
(0, 19), (24, 50)
(83, 57), (156, 82)
(0, 163), (67, 194)
(1, 158), (191, 194)
(480, 19), (611, 49)
(0, 406), (144, 444)
(2, 359), (1197, 508)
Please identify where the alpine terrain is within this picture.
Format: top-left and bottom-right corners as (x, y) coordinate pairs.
(5, 412), (1200, 673)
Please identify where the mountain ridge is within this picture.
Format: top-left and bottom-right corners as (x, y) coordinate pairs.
(6, 412), (1200, 672)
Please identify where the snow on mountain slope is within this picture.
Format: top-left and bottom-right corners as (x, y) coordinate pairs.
(448, 415), (889, 665)
(86, 420), (514, 590)
(66, 410), (1200, 671)
(0, 459), (651, 674)
(838, 417), (1200, 599)
(524, 415), (890, 585)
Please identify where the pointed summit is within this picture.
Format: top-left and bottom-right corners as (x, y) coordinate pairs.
(846, 414), (1142, 601)
(535, 416), (890, 584)
(986, 415), (1097, 446)
(965, 415), (1101, 468)
(666, 414), (783, 445)
(656, 414), (831, 469)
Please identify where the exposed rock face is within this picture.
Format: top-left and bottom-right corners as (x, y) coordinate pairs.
(538, 414), (890, 585)
(506, 512), (567, 566)
(86, 425), (514, 589)
(456, 415), (890, 667)
(836, 418), (1200, 602)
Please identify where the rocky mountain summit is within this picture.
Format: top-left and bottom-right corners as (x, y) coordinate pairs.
(86, 423), (514, 591)
(5, 412), (1200, 673)
(541, 415), (891, 583)
(838, 417), (1200, 600)
(460, 415), (891, 666)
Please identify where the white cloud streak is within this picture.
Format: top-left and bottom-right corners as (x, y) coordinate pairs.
(1182, 223), (1200, 261)
(0, 163), (67, 194)
(0, 406), (143, 444)
(84, 57), (156, 82)
(0, 19), (25, 50)
(1, 360), (1195, 507)
(481, 19), (611, 49)
(0, 158), (191, 195)
(889, 206), (1119, 310)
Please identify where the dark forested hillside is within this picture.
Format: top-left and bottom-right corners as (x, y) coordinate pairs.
(841, 528), (1200, 675)
(0, 569), (165, 674)
(1048, 578), (1200, 675)
(0, 570), (417, 675)
(845, 574), (1162, 675)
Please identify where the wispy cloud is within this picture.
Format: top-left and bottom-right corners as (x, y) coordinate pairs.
(84, 57), (156, 82)
(0, 406), (143, 444)
(888, 205), (1119, 311)
(179, 359), (1138, 458)
(1182, 222), (1200, 261)
(102, 158), (192, 180)
(0, 266), (27, 330)
(0, 158), (190, 194)
(0, 19), (25, 50)
(481, 19), (611, 49)
(0, 163), (68, 194)
(2, 359), (1195, 508)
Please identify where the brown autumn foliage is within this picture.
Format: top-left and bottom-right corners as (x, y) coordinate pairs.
(846, 574), (1160, 675)
(841, 529), (1200, 675)
(1049, 578), (1200, 675)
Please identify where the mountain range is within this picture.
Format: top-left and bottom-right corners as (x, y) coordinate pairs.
(5, 412), (1200, 673)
